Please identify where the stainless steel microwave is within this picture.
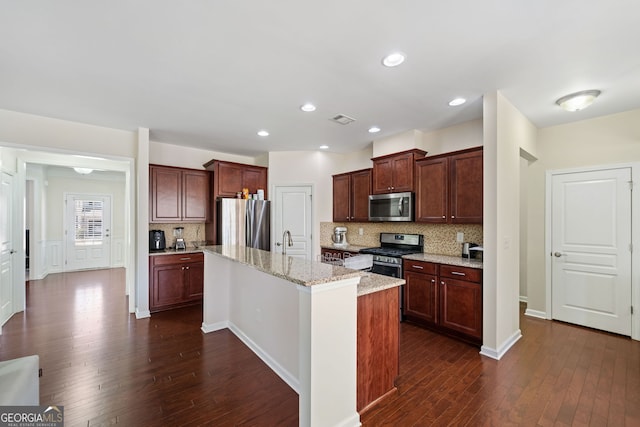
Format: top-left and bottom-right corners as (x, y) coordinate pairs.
(368, 192), (414, 222)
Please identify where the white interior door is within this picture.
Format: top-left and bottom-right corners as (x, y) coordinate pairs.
(65, 194), (112, 271)
(1, 172), (14, 327)
(273, 186), (312, 259)
(551, 167), (632, 335)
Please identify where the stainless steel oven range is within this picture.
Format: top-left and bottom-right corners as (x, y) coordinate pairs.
(360, 233), (424, 319)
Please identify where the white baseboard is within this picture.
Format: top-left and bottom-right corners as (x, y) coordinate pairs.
(135, 309), (150, 319)
(200, 321), (228, 334)
(525, 308), (547, 319)
(480, 329), (522, 360)
(227, 321), (300, 394)
(519, 295), (528, 303)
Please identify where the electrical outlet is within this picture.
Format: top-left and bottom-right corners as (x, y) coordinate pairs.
(358, 228), (363, 236)
(456, 232), (464, 243)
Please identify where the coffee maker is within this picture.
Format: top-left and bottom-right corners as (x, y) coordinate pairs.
(149, 230), (166, 251)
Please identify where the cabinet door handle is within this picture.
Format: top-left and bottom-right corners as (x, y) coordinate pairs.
(431, 279), (435, 283)
(181, 266), (185, 270)
(451, 215), (456, 219)
(441, 281), (445, 285)
(451, 271), (466, 276)
(442, 215), (446, 219)
(180, 257), (191, 261)
(185, 266), (190, 270)
(412, 265), (424, 269)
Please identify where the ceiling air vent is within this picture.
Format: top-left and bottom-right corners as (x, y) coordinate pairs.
(330, 114), (356, 125)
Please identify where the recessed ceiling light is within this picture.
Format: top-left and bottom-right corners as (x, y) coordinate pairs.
(257, 130), (269, 137)
(301, 103), (316, 112)
(448, 97), (466, 107)
(555, 90), (601, 111)
(319, 145), (329, 150)
(368, 126), (381, 133)
(382, 52), (406, 67)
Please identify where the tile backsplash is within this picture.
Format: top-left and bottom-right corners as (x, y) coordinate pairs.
(149, 223), (207, 249)
(320, 222), (483, 256)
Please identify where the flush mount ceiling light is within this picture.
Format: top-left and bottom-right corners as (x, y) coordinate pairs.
(448, 97), (467, 107)
(382, 52), (406, 67)
(556, 90), (601, 111)
(257, 130), (269, 137)
(319, 145), (329, 150)
(300, 103), (316, 112)
(368, 126), (381, 133)
(73, 167), (93, 175)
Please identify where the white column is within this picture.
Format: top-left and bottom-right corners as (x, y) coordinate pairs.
(135, 127), (150, 318)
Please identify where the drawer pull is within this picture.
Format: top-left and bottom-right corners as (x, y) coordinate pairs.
(180, 257), (192, 261)
(412, 265), (424, 269)
(451, 271), (466, 276)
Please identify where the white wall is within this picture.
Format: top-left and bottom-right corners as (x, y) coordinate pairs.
(526, 108), (640, 315)
(422, 119), (484, 155)
(25, 165), (47, 280)
(0, 109), (136, 158)
(372, 130), (423, 158)
(482, 91), (537, 359)
(149, 141), (261, 169)
(269, 151), (349, 259)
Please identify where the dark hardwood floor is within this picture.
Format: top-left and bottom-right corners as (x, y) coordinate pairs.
(1, 268), (639, 426)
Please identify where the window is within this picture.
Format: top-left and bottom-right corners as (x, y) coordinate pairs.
(74, 200), (103, 245)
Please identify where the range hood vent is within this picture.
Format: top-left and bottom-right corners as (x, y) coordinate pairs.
(330, 114), (356, 125)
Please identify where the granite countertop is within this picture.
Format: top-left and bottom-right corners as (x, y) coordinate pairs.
(319, 244), (370, 253)
(357, 273), (405, 297)
(402, 253), (483, 269)
(149, 248), (204, 256)
(204, 245), (404, 295)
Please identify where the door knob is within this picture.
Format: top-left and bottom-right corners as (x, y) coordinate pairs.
(276, 242), (282, 246)
(554, 252), (562, 257)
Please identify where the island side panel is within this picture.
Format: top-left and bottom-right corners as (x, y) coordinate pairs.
(228, 262), (300, 391)
(298, 280), (361, 427)
(357, 286), (400, 413)
(202, 251), (231, 332)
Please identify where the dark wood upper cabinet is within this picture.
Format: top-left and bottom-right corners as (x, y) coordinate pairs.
(150, 165), (209, 223)
(449, 148), (483, 223)
(371, 149), (426, 194)
(332, 168), (371, 222)
(203, 159), (268, 243)
(415, 147), (483, 224)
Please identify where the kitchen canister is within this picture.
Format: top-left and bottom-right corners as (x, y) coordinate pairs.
(257, 189), (265, 200)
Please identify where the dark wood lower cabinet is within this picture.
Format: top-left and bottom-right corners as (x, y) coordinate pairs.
(150, 253), (204, 313)
(357, 287), (400, 413)
(403, 260), (482, 346)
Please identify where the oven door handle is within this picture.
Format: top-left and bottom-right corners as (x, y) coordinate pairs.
(373, 260), (401, 268)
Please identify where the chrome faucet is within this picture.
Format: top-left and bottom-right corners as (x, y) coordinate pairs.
(282, 230), (293, 254)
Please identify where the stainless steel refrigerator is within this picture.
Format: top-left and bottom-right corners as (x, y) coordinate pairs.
(217, 198), (270, 250)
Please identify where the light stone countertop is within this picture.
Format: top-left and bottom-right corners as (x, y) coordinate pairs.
(149, 248), (204, 256)
(402, 253), (483, 269)
(204, 245), (362, 286)
(357, 273), (405, 297)
(203, 245), (404, 295)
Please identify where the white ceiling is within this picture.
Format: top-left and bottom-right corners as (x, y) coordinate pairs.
(1, 1), (639, 157)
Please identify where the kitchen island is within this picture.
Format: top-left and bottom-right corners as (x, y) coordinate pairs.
(201, 246), (403, 427)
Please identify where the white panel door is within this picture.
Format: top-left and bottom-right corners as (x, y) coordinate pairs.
(551, 168), (632, 335)
(65, 194), (112, 271)
(0, 172), (14, 327)
(273, 186), (312, 259)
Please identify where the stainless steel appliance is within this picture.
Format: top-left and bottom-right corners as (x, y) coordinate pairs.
(331, 226), (348, 247)
(368, 192), (414, 222)
(360, 233), (424, 320)
(462, 242), (478, 259)
(149, 230), (166, 251)
(174, 227), (186, 250)
(217, 198), (270, 250)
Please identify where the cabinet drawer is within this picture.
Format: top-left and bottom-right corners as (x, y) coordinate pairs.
(439, 264), (482, 283)
(403, 260), (437, 275)
(151, 252), (204, 266)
